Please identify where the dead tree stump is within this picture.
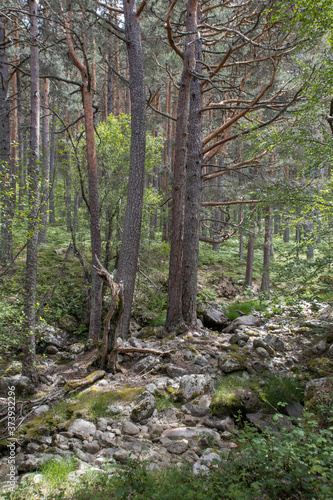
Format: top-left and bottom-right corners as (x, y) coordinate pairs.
(94, 256), (124, 373)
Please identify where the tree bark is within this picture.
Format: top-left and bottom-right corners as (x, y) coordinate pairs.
(182, 3), (202, 327)
(49, 95), (56, 224)
(0, 24), (13, 265)
(115, 0), (146, 339)
(244, 222), (255, 288)
(260, 208), (272, 292)
(63, 10), (102, 340)
(22, 0), (40, 383)
(38, 78), (50, 244)
(166, 0), (198, 332)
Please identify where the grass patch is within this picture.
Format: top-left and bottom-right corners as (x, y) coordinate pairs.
(225, 298), (268, 321)
(75, 387), (144, 419)
(211, 373), (304, 416)
(40, 456), (76, 491)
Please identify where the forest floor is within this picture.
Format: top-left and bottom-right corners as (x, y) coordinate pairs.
(0, 292), (333, 499)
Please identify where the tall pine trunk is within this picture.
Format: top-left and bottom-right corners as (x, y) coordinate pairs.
(182, 4), (202, 327)
(64, 11), (102, 340)
(38, 78), (50, 244)
(260, 208), (272, 292)
(116, 0), (146, 339)
(22, 0), (40, 383)
(244, 222), (255, 288)
(165, 0), (198, 332)
(0, 24), (13, 265)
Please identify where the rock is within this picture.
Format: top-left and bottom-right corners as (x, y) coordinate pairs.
(131, 391), (156, 422)
(166, 440), (188, 454)
(5, 361), (22, 376)
(75, 449), (94, 464)
(17, 455), (39, 473)
(307, 357), (333, 377)
(55, 352), (76, 364)
(264, 334), (285, 352)
(121, 438), (144, 452)
(304, 377), (333, 420)
(285, 402), (303, 420)
(162, 427), (221, 447)
(64, 370), (105, 391)
(58, 314), (78, 332)
(255, 347), (270, 358)
(0, 375), (35, 398)
(113, 449), (129, 464)
(253, 339), (275, 356)
(69, 343), (85, 354)
(202, 306), (228, 330)
(223, 315), (261, 334)
(33, 404), (49, 416)
(193, 449), (222, 475)
(246, 412), (291, 432)
(218, 351), (248, 373)
(133, 356), (161, 374)
(122, 421), (140, 435)
(137, 326), (164, 340)
(67, 419), (96, 440)
(328, 344), (333, 358)
(229, 333), (249, 345)
(96, 418), (108, 432)
(36, 323), (69, 349)
(26, 443), (41, 453)
(178, 374), (213, 401)
(83, 441), (100, 454)
(166, 364), (188, 378)
(95, 431), (116, 447)
(185, 395), (211, 417)
(318, 305), (333, 321)
(194, 355), (207, 367)
(45, 345), (58, 355)
(202, 415), (235, 432)
(311, 340), (327, 355)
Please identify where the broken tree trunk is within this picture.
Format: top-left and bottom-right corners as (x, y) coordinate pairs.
(94, 256), (124, 373)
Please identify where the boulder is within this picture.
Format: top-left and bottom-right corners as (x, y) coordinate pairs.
(202, 415), (235, 432)
(223, 315), (261, 333)
(0, 375), (35, 398)
(166, 440), (188, 454)
(311, 340), (327, 355)
(193, 448), (222, 475)
(318, 305), (333, 321)
(165, 364), (188, 378)
(5, 361), (22, 376)
(202, 306), (228, 330)
(133, 356), (161, 374)
(36, 323), (69, 349)
(185, 395), (211, 417)
(131, 391), (156, 422)
(58, 314), (78, 332)
(211, 385), (259, 416)
(307, 357), (333, 377)
(264, 334), (285, 352)
(246, 412), (291, 433)
(218, 351), (248, 373)
(178, 374), (213, 401)
(67, 419), (96, 440)
(122, 421), (140, 436)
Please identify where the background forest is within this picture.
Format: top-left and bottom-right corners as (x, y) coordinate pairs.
(1, 1), (333, 498)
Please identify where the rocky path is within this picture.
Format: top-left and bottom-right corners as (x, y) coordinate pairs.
(0, 301), (333, 493)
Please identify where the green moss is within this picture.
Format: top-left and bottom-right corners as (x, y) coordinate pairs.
(307, 358), (333, 377)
